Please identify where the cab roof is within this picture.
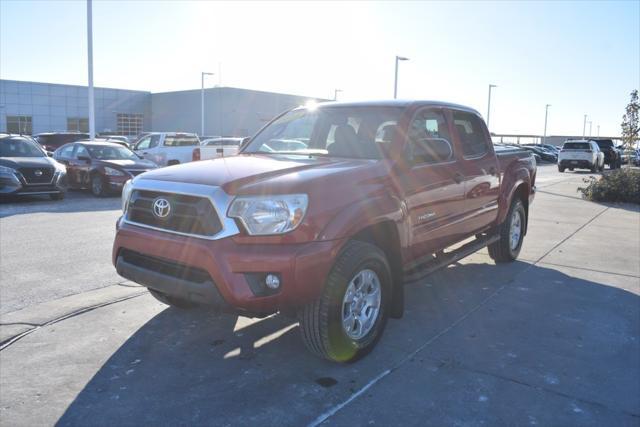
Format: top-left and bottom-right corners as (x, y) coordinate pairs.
(310, 99), (481, 115)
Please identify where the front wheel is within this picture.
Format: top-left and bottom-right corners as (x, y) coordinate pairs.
(558, 166), (565, 172)
(298, 240), (391, 363)
(488, 198), (526, 263)
(90, 174), (106, 197)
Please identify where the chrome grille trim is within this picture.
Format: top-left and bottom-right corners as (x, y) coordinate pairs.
(122, 179), (240, 240)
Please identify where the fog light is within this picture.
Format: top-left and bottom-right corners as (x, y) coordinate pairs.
(265, 274), (280, 290)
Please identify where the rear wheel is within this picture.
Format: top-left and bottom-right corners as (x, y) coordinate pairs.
(569, 167), (574, 171)
(148, 289), (198, 309)
(298, 240), (391, 363)
(558, 165), (565, 172)
(488, 198), (526, 263)
(90, 174), (106, 197)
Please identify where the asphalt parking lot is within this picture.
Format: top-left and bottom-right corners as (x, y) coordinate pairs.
(1, 164), (639, 426)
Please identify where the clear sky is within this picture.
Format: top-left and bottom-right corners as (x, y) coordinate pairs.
(1, 0), (638, 136)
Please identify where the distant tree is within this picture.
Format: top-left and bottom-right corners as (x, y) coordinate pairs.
(621, 89), (639, 153)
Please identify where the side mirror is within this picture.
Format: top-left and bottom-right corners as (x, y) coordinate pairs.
(47, 151), (54, 157)
(78, 155), (91, 163)
(240, 137), (251, 150)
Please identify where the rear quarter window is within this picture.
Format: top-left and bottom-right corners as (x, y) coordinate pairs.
(164, 135), (199, 147)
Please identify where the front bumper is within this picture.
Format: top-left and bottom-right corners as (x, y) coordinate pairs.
(0, 171), (67, 196)
(113, 220), (345, 315)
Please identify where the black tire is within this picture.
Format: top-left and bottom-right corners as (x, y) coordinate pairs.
(298, 240), (391, 363)
(90, 174), (106, 197)
(49, 192), (64, 200)
(148, 289), (198, 309)
(569, 168), (574, 171)
(558, 166), (565, 172)
(488, 198), (526, 263)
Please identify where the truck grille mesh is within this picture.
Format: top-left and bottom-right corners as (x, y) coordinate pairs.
(126, 190), (222, 237)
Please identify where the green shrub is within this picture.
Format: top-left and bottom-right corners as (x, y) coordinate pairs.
(578, 168), (640, 204)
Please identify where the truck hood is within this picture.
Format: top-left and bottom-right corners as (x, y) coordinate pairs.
(98, 158), (157, 170)
(135, 154), (378, 194)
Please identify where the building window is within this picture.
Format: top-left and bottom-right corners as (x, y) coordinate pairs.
(117, 113), (144, 136)
(67, 117), (89, 133)
(6, 116), (33, 135)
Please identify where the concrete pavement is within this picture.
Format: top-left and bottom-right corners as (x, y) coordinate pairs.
(0, 165), (638, 426)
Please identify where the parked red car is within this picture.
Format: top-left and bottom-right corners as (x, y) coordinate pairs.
(113, 100), (536, 362)
(54, 140), (157, 196)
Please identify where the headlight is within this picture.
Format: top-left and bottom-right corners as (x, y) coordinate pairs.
(122, 179), (133, 212)
(0, 165), (17, 175)
(228, 194), (308, 235)
(104, 166), (125, 176)
(53, 162), (66, 174)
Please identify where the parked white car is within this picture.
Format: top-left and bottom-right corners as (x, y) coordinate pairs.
(133, 133), (200, 166)
(558, 140), (605, 173)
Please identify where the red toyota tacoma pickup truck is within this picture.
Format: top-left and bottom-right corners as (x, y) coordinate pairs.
(113, 100), (536, 362)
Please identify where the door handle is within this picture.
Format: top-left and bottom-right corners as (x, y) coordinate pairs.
(453, 173), (464, 184)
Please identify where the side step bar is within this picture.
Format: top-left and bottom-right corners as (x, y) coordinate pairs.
(404, 234), (500, 284)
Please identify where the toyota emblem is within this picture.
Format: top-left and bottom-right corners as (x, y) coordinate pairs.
(152, 198), (171, 218)
(34, 170), (43, 177)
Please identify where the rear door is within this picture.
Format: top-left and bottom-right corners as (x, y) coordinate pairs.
(450, 110), (500, 235)
(402, 107), (467, 261)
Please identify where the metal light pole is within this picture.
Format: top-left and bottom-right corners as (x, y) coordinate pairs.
(393, 56), (409, 99)
(588, 121), (592, 138)
(334, 89), (342, 101)
(543, 104), (551, 145)
(582, 114), (587, 138)
(486, 84), (497, 131)
(87, 0), (95, 140)
(597, 125), (600, 136)
(201, 72), (214, 137)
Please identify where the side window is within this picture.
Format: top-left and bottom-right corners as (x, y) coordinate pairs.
(408, 109), (453, 165)
(58, 144), (75, 159)
(74, 145), (89, 159)
(135, 136), (151, 150)
(149, 135), (160, 148)
(452, 111), (489, 157)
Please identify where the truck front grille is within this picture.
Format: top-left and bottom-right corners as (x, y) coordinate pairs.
(126, 190), (223, 237)
(18, 167), (55, 184)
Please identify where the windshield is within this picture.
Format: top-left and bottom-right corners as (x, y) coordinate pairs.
(0, 137), (46, 158)
(244, 106), (403, 159)
(86, 145), (139, 160)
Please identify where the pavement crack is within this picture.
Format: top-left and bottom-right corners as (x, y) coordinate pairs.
(0, 291), (146, 351)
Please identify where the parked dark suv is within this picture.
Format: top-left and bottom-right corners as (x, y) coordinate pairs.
(0, 134), (67, 200)
(592, 139), (621, 169)
(34, 132), (89, 152)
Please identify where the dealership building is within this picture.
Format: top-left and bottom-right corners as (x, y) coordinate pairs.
(0, 79), (323, 138)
